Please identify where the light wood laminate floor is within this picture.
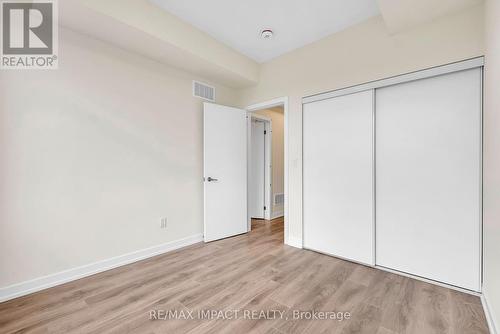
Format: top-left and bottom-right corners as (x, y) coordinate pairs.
(0, 218), (489, 333)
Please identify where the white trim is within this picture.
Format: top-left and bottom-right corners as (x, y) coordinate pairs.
(371, 89), (376, 266)
(264, 120), (272, 221)
(286, 236), (303, 249)
(247, 97), (287, 111)
(307, 247), (373, 267)
(303, 57), (485, 104)
(482, 290), (498, 334)
(479, 67), (484, 289)
(248, 113), (272, 221)
(271, 210), (284, 220)
(0, 233), (203, 303)
(247, 97), (289, 245)
(376, 265), (481, 296)
(250, 113), (272, 123)
(246, 111), (251, 231)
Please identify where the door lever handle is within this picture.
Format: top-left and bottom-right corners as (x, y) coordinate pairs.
(207, 177), (218, 182)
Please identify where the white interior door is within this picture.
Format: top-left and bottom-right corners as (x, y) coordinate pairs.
(303, 90), (374, 265)
(204, 102), (248, 242)
(250, 120), (265, 219)
(375, 69), (481, 291)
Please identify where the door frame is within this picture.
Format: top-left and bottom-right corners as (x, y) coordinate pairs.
(246, 97), (289, 245)
(248, 114), (272, 222)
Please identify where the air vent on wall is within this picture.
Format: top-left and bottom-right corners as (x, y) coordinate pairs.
(274, 193), (284, 205)
(193, 81), (215, 102)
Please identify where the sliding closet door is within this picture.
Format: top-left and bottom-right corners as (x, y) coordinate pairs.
(376, 69), (481, 291)
(303, 90), (373, 265)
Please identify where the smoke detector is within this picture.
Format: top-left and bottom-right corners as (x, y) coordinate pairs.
(260, 29), (274, 39)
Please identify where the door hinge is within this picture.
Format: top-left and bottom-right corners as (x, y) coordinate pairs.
(264, 206), (267, 211)
(264, 130), (267, 135)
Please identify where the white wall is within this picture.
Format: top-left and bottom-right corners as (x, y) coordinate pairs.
(237, 5), (485, 245)
(0, 28), (238, 288)
(256, 107), (284, 218)
(483, 0), (500, 331)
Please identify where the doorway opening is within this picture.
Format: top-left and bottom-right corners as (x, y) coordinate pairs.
(249, 115), (270, 221)
(247, 98), (287, 243)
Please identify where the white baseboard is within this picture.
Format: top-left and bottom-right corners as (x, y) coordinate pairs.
(0, 233), (203, 303)
(482, 290), (498, 334)
(286, 236), (302, 249)
(271, 211), (284, 220)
